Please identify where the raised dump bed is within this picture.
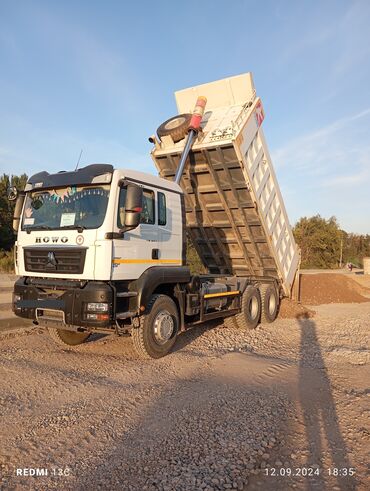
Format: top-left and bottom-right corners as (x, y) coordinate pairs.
(151, 73), (300, 296)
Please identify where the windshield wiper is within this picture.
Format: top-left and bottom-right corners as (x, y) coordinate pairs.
(26, 225), (52, 234)
(60, 225), (87, 232)
(26, 225), (87, 234)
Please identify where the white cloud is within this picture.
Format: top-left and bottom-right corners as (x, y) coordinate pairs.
(271, 107), (370, 233)
(272, 108), (370, 182)
(330, 1), (370, 76)
(320, 164), (370, 188)
(279, 1), (370, 78)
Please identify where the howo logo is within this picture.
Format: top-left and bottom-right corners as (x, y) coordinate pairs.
(46, 251), (58, 269)
(35, 237), (68, 243)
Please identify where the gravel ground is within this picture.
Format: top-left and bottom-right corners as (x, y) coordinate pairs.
(0, 300), (369, 490)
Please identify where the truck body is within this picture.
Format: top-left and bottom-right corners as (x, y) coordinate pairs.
(10, 73), (300, 358)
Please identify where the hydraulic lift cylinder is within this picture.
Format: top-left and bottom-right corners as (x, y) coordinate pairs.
(174, 96), (207, 184)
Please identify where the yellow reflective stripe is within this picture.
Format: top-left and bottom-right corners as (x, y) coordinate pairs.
(112, 259), (182, 264)
(203, 290), (240, 299)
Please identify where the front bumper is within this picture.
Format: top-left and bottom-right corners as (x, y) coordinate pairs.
(13, 277), (114, 329)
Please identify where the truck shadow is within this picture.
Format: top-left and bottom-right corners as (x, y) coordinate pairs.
(296, 313), (356, 490)
(172, 318), (224, 354)
(64, 364), (293, 491)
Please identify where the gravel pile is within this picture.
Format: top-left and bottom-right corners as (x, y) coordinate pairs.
(278, 298), (315, 319)
(300, 273), (370, 304)
(79, 388), (292, 491)
(179, 323), (279, 358)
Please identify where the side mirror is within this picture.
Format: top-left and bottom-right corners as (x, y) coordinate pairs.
(122, 183), (143, 232)
(8, 186), (18, 201)
(12, 192), (26, 232)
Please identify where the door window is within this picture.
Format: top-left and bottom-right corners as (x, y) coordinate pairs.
(158, 192), (167, 226)
(117, 187), (127, 228)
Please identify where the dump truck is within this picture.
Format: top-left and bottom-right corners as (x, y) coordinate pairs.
(9, 73), (300, 358)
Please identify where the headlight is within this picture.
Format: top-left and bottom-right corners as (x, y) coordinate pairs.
(86, 302), (109, 312)
(13, 294), (21, 310)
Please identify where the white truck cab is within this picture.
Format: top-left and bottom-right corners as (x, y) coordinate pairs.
(16, 166), (185, 282)
(12, 164), (191, 357)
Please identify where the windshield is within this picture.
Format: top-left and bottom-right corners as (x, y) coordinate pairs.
(21, 185), (110, 231)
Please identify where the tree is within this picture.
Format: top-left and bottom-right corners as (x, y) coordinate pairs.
(0, 173), (28, 250)
(343, 232), (370, 267)
(293, 215), (342, 268)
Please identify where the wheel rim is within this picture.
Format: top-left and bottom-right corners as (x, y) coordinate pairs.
(55, 329), (90, 345)
(249, 297), (259, 319)
(268, 294), (276, 316)
(165, 116), (186, 130)
(153, 310), (174, 345)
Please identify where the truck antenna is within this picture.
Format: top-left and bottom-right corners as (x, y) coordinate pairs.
(75, 149), (83, 171)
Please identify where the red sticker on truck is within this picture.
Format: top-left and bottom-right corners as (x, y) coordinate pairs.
(254, 100), (264, 127)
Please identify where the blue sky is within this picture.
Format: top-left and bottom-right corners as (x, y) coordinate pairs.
(0, 0), (369, 233)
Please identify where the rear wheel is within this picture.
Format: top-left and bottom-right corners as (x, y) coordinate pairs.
(132, 294), (179, 359)
(157, 114), (192, 143)
(260, 284), (279, 323)
(233, 285), (262, 330)
(48, 328), (91, 347)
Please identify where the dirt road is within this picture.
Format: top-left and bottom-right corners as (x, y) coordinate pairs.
(1, 291), (369, 490)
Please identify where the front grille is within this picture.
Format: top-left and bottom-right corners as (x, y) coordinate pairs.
(24, 247), (87, 274)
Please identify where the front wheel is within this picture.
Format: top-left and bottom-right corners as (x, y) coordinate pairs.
(131, 294), (179, 359)
(48, 328), (91, 348)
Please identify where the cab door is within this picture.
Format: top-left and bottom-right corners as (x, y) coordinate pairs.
(156, 190), (183, 266)
(112, 185), (158, 281)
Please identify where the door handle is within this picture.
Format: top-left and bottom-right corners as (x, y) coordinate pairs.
(152, 248), (159, 260)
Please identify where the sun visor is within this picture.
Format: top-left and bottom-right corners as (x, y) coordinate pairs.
(26, 164), (114, 191)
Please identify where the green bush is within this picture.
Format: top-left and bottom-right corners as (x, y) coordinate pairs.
(0, 173), (28, 251)
(293, 215), (370, 269)
(293, 215), (342, 269)
(0, 249), (15, 273)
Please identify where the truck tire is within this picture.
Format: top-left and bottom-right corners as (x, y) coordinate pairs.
(132, 294), (179, 359)
(157, 114), (192, 143)
(48, 328), (91, 347)
(260, 284), (279, 323)
(228, 285), (261, 330)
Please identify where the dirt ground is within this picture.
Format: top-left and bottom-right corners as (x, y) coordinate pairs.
(0, 273), (369, 490)
(300, 273), (370, 305)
